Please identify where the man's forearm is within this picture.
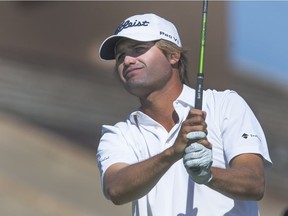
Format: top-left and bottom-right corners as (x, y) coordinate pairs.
(207, 154), (265, 201)
(104, 147), (179, 205)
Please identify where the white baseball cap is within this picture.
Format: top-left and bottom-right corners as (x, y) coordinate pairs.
(99, 13), (182, 60)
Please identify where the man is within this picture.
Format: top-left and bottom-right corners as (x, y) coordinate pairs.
(97, 13), (272, 216)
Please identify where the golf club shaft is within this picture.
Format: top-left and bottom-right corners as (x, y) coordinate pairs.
(195, 0), (208, 110)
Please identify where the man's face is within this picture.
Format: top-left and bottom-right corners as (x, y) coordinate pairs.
(115, 39), (174, 97)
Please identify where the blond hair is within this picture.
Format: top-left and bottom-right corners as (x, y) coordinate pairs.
(155, 40), (189, 85)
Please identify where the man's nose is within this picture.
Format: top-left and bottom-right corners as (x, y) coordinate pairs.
(124, 55), (137, 66)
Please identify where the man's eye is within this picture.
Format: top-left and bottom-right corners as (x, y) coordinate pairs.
(135, 46), (147, 53)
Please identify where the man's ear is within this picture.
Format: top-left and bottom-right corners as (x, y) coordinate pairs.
(169, 52), (181, 65)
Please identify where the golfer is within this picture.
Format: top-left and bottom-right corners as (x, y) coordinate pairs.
(97, 13), (272, 216)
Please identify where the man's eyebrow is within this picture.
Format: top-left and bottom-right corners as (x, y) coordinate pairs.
(116, 42), (150, 53)
(115, 41), (155, 58)
(128, 42), (149, 48)
(133, 42), (155, 46)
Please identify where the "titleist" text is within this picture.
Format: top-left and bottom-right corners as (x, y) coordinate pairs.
(115, 19), (150, 34)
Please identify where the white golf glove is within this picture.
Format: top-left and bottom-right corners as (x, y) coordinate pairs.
(183, 131), (213, 184)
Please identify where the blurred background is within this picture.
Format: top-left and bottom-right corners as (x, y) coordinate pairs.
(0, 1), (287, 216)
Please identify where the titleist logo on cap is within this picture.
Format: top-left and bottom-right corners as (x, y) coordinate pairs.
(115, 19), (150, 34)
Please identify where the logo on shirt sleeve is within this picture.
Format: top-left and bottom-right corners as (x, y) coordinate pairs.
(241, 133), (261, 141)
(97, 155), (110, 163)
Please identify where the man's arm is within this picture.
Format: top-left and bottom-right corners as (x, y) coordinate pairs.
(207, 153), (265, 200)
(103, 147), (178, 205)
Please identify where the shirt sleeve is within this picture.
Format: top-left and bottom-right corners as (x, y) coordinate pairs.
(96, 123), (139, 191)
(219, 91), (272, 167)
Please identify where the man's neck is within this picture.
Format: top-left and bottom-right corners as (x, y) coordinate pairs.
(139, 82), (183, 132)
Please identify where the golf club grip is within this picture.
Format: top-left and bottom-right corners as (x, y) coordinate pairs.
(195, 75), (204, 110)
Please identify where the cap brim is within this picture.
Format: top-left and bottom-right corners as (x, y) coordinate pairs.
(99, 35), (123, 60)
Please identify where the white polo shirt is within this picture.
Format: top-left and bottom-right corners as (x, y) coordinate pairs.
(97, 85), (272, 216)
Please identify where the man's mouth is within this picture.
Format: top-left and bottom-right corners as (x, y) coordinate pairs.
(124, 66), (143, 79)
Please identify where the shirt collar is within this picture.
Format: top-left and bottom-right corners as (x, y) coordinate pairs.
(129, 85), (195, 125)
(175, 84), (195, 108)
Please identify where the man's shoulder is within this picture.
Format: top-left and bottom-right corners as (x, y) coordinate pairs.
(204, 89), (243, 102)
(101, 112), (138, 134)
(205, 89), (236, 96)
(203, 89), (247, 111)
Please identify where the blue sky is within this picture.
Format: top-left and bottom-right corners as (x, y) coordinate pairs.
(228, 1), (288, 88)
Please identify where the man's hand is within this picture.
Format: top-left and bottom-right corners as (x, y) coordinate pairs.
(183, 131), (213, 184)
